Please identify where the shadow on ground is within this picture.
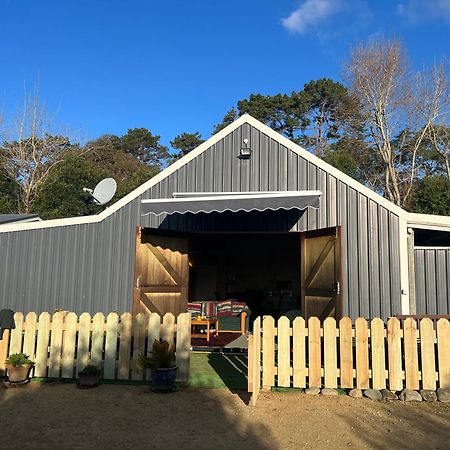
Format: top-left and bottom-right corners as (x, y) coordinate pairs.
(337, 399), (450, 449)
(0, 380), (272, 450)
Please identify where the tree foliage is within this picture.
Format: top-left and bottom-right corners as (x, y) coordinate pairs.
(409, 176), (450, 215)
(120, 128), (169, 168)
(344, 37), (449, 207)
(170, 132), (204, 159)
(0, 165), (19, 214)
(0, 93), (75, 213)
(34, 136), (156, 220)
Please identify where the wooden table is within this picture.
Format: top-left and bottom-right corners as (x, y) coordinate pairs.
(191, 318), (219, 342)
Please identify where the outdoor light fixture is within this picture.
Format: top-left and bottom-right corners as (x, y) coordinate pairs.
(239, 138), (251, 159)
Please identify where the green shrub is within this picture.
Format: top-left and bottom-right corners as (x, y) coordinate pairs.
(79, 365), (100, 375)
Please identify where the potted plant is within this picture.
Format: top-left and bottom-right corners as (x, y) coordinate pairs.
(139, 339), (177, 391)
(78, 364), (101, 387)
(5, 353), (34, 383)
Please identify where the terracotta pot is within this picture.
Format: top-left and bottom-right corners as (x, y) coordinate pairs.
(151, 366), (177, 391)
(6, 364), (33, 383)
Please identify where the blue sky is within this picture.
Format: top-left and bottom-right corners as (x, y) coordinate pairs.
(1, 0), (449, 149)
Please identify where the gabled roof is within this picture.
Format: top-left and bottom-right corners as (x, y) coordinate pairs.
(1, 114), (449, 233)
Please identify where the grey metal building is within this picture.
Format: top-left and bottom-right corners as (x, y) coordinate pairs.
(1, 115), (449, 319)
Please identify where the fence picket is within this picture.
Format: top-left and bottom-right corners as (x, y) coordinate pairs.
(308, 317), (321, 388)
(147, 313), (161, 347)
(324, 317), (337, 388)
(437, 319), (450, 388)
(262, 316), (275, 388)
(251, 317), (261, 407)
(277, 316), (290, 387)
(91, 313), (105, 367)
(161, 313), (175, 345)
(35, 312), (51, 377)
(371, 318), (386, 390)
(292, 317), (306, 388)
(9, 312), (24, 355)
(420, 318), (436, 390)
(76, 313), (91, 376)
(61, 312), (77, 379)
(23, 312), (37, 362)
(131, 313), (147, 380)
(176, 312), (191, 383)
(339, 317), (353, 388)
(404, 318), (419, 390)
(355, 318), (369, 389)
(387, 318), (402, 391)
(48, 312), (64, 378)
(104, 313), (119, 380)
(118, 313), (132, 380)
(3, 310), (191, 383)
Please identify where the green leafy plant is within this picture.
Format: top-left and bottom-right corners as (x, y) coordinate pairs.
(79, 365), (100, 375)
(139, 339), (176, 369)
(5, 353), (33, 367)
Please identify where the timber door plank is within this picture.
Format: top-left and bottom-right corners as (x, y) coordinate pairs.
(134, 230), (189, 316)
(301, 227), (342, 321)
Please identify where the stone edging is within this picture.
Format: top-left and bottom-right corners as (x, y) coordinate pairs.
(302, 387), (450, 402)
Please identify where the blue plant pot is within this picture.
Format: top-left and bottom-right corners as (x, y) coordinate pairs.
(151, 366), (177, 391)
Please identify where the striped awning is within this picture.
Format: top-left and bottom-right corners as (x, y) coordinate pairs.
(140, 191), (321, 216)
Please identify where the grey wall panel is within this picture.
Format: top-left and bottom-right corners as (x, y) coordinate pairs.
(415, 248), (450, 315)
(0, 123), (403, 319)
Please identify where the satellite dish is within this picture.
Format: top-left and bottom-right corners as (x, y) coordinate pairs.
(83, 178), (117, 205)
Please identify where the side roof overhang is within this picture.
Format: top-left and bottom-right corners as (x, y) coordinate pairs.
(0, 114), (448, 234)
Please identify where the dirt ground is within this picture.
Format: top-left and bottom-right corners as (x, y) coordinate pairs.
(1, 383), (449, 450)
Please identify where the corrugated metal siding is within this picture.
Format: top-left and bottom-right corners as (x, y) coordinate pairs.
(0, 123), (403, 318)
(414, 248), (450, 315)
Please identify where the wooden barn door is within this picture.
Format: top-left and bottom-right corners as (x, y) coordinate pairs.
(301, 227), (342, 321)
(133, 227), (189, 317)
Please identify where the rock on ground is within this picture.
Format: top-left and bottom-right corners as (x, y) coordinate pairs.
(363, 389), (382, 401)
(399, 389), (422, 402)
(437, 388), (450, 403)
(381, 389), (398, 400)
(420, 390), (437, 402)
(305, 387), (320, 395)
(321, 388), (338, 396)
(349, 389), (363, 398)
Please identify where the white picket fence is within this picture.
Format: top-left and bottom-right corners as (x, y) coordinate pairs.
(0, 311), (191, 382)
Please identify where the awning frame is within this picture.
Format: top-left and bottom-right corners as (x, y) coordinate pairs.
(140, 190), (322, 216)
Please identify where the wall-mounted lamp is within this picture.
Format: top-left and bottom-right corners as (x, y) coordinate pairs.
(239, 138), (251, 159)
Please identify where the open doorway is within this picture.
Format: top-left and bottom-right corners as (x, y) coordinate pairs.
(188, 232), (302, 322)
(133, 226), (343, 322)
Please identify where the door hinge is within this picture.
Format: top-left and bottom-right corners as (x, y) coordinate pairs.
(330, 281), (340, 295)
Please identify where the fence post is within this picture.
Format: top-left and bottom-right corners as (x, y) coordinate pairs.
(251, 317), (261, 406)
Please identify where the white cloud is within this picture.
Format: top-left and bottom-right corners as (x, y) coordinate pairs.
(281, 0), (344, 34)
(396, 0), (450, 23)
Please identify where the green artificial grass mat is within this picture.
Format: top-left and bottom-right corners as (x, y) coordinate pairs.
(2, 352), (249, 390)
(189, 352), (248, 390)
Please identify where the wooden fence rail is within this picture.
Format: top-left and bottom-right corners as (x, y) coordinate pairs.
(249, 316), (450, 406)
(0, 311), (191, 382)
